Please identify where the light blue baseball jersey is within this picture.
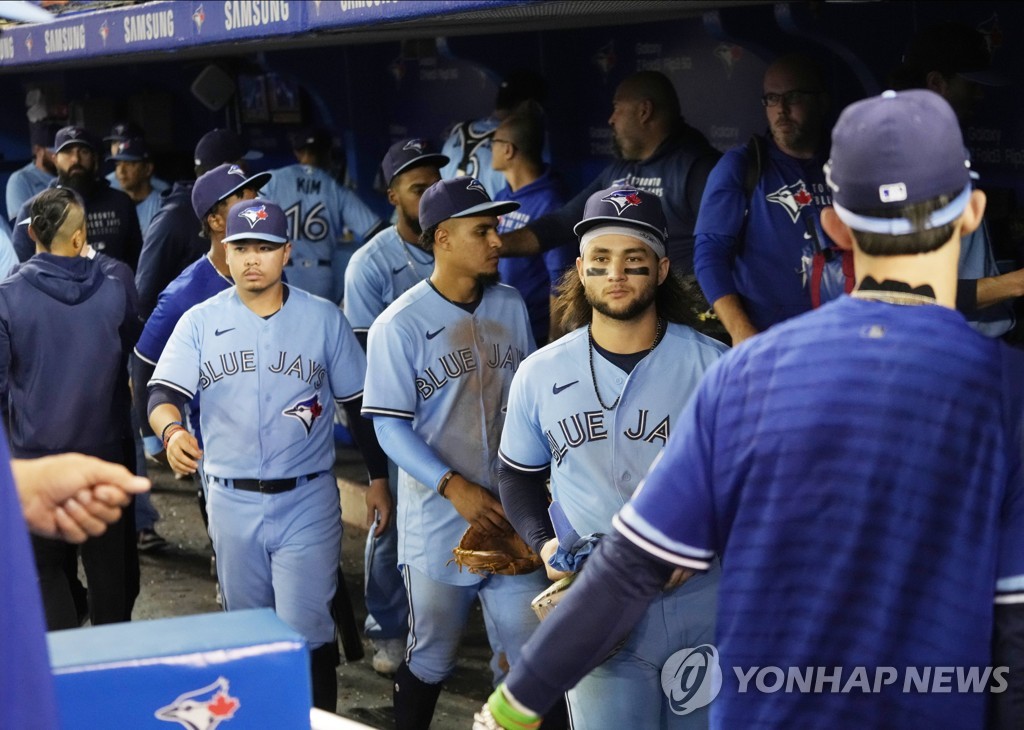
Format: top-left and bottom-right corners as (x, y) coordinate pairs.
(440, 117), (505, 199)
(343, 225), (433, 335)
(262, 164), (381, 299)
(500, 323), (727, 538)
(134, 188), (163, 234)
(362, 280), (534, 584)
(6, 162), (54, 220)
(151, 285), (365, 479)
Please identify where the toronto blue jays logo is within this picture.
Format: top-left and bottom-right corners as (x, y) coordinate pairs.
(403, 139), (426, 152)
(714, 43), (743, 77)
(227, 164), (247, 180)
(238, 205), (269, 229)
(192, 4), (206, 32)
(154, 676), (239, 729)
(766, 180), (814, 223)
(466, 179), (487, 197)
(602, 188), (643, 215)
(99, 21), (110, 46)
(592, 40), (617, 77)
(283, 394), (324, 435)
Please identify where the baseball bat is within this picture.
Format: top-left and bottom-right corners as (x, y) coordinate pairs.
(333, 565), (365, 662)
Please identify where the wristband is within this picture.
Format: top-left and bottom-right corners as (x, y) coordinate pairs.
(162, 424), (185, 449)
(437, 470), (458, 498)
(487, 685), (541, 730)
(161, 420), (184, 443)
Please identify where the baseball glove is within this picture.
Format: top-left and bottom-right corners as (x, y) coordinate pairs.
(451, 525), (543, 576)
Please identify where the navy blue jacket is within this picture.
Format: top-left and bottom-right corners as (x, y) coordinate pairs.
(135, 181), (205, 318)
(0, 254), (134, 461)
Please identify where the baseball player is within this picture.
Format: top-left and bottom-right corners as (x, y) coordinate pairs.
(476, 90), (1024, 729)
(361, 177), (549, 729)
(132, 163), (270, 476)
(497, 186), (726, 729)
(344, 137), (448, 675)
(5, 120), (58, 221)
(147, 198), (390, 712)
(262, 127), (382, 302)
(102, 121), (170, 194)
(110, 137), (163, 233)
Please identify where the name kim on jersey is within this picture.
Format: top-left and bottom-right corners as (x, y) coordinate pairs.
(546, 409), (670, 466)
(415, 343), (526, 400)
(199, 349), (326, 390)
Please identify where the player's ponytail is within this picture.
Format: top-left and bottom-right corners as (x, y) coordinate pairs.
(28, 187), (82, 251)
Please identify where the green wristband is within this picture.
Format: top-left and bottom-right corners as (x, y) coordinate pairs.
(487, 685), (541, 730)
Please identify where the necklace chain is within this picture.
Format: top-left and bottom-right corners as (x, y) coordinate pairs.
(401, 239), (429, 280)
(588, 317), (664, 411)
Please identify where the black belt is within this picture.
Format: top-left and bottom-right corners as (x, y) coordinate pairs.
(211, 473), (323, 494)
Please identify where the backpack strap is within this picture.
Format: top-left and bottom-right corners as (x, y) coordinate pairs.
(735, 134), (767, 258)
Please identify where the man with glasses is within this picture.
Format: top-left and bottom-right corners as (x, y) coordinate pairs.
(693, 55), (832, 345)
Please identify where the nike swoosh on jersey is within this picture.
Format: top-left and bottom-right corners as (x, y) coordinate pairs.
(214, 328), (236, 336)
(392, 264), (408, 275)
(426, 327), (445, 340)
(552, 380), (579, 395)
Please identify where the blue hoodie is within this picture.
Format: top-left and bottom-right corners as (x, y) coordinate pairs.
(0, 254), (133, 461)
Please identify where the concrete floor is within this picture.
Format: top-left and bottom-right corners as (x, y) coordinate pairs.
(133, 446), (493, 729)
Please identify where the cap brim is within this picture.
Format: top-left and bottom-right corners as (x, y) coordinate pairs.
(54, 141), (94, 154)
(241, 150), (264, 161)
(109, 155), (147, 162)
(388, 154), (450, 184)
(217, 171), (272, 204)
(573, 215), (666, 242)
(451, 200), (520, 220)
(222, 232), (288, 244)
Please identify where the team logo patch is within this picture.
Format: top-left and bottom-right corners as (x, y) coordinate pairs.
(403, 139), (426, 152)
(283, 394), (324, 435)
(602, 188), (643, 215)
(238, 205), (269, 228)
(766, 180), (813, 223)
(466, 179), (487, 197)
(227, 164), (247, 180)
(155, 676), (239, 729)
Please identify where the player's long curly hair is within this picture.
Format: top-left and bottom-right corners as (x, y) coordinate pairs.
(553, 265), (705, 332)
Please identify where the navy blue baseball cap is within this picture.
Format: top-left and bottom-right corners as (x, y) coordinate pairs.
(193, 128), (263, 170)
(109, 137), (150, 162)
(223, 198), (288, 244)
(104, 121), (144, 143)
(573, 186), (669, 251)
(53, 126), (95, 154)
(382, 138), (449, 187)
(288, 126), (331, 150)
(191, 163), (272, 220)
(825, 89), (972, 235)
(419, 177), (518, 230)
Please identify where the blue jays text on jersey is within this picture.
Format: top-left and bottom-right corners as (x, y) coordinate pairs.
(545, 407), (671, 467)
(198, 349), (327, 391)
(414, 343), (527, 400)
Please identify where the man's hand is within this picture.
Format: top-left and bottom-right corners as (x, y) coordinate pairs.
(444, 474), (510, 536)
(364, 477), (392, 536)
(13, 453), (151, 543)
(166, 429), (202, 475)
(539, 537), (573, 582)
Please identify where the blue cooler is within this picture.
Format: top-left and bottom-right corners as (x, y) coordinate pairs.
(48, 608), (310, 729)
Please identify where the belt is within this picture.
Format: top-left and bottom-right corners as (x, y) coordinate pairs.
(287, 259), (332, 268)
(210, 472), (323, 494)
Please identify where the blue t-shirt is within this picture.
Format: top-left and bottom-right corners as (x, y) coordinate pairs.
(5, 162), (53, 221)
(495, 169), (573, 343)
(694, 138), (832, 332)
(616, 297), (1024, 727)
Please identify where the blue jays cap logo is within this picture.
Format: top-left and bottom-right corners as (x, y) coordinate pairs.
(154, 676), (239, 729)
(766, 180), (814, 223)
(238, 205), (269, 229)
(283, 394), (323, 436)
(227, 164), (247, 179)
(466, 179), (487, 197)
(602, 188), (643, 215)
(403, 139), (425, 152)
